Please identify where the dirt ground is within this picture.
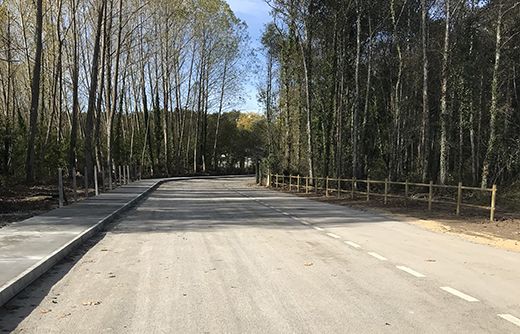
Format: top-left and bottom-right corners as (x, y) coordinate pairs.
(263, 185), (520, 252)
(0, 183), (89, 229)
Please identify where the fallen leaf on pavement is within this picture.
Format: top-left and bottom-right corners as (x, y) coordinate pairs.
(82, 301), (101, 306)
(304, 262), (314, 267)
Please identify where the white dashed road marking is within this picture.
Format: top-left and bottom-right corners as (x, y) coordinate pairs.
(344, 241), (361, 249)
(367, 252), (387, 261)
(498, 314), (520, 328)
(440, 287), (479, 302)
(313, 226), (324, 232)
(326, 233), (341, 239)
(396, 266), (426, 278)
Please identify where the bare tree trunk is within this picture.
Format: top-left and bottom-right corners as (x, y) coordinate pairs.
(25, 0), (44, 182)
(352, 1), (361, 179)
(68, 0), (80, 174)
(390, 0), (404, 181)
(84, 0), (105, 184)
(3, 10), (13, 174)
(420, 0), (430, 181)
(481, 2), (503, 188)
(212, 58), (228, 170)
(300, 23), (314, 180)
(439, 0), (451, 184)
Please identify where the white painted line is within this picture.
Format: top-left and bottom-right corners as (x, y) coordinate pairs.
(498, 314), (520, 328)
(367, 252), (387, 261)
(440, 287), (479, 302)
(326, 233), (341, 239)
(344, 241), (361, 249)
(396, 266), (426, 278)
(313, 226), (324, 231)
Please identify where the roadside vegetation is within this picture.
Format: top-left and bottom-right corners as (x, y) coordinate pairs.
(258, 0), (520, 191)
(257, 0), (519, 237)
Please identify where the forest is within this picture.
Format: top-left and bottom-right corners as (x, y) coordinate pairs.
(1, 0), (519, 190)
(260, 0), (520, 188)
(0, 0), (263, 185)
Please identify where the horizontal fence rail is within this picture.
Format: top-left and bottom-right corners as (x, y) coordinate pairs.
(267, 174), (497, 223)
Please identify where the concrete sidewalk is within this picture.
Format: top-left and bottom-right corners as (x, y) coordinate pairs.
(0, 178), (168, 307)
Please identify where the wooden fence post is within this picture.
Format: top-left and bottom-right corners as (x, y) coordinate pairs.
(352, 177), (356, 199)
(337, 178), (341, 198)
(366, 177), (370, 201)
(384, 178), (388, 204)
(490, 185), (497, 223)
(326, 177), (330, 197)
(94, 166), (99, 196)
(405, 180), (409, 204)
(119, 165), (122, 185)
(456, 182), (462, 215)
(315, 177), (318, 194)
(297, 175), (300, 192)
(84, 167), (89, 198)
(428, 181), (433, 211)
(306, 177), (309, 194)
(58, 168), (64, 208)
(102, 168), (106, 191)
(289, 175), (292, 191)
(72, 167), (77, 202)
(108, 165), (113, 190)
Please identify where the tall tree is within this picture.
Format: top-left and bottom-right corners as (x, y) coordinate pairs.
(25, 0), (43, 182)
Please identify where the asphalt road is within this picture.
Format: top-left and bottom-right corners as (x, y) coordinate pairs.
(1, 177), (519, 333)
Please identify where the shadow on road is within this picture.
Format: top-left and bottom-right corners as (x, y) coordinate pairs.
(0, 178), (393, 332)
(0, 232), (108, 333)
(107, 184), (395, 235)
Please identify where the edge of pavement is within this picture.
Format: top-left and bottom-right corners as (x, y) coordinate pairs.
(0, 175), (251, 307)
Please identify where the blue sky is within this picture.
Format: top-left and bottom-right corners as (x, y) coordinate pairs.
(226, 0), (272, 113)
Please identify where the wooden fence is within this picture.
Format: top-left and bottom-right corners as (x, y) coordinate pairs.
(268, 174), (497, 222)
(57, 165), (137, 208)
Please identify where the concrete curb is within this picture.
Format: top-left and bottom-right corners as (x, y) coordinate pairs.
(0, 178), (170, 307)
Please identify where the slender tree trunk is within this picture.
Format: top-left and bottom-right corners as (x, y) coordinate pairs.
(352, 1), (361, 179)
(68, 0), (79, 174)
(25, 0), (44, 182)
(300, 23), (314, 180)
(481, 3), (503, 188)
(420, 0), (430, 181)
(439, 0), (451, 184)
(84, 0), (105, 184)
(212, 58), (228, 170)
(390, 0), (404, 180)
